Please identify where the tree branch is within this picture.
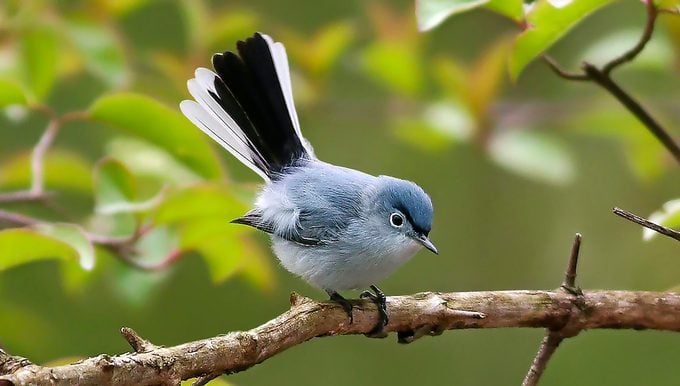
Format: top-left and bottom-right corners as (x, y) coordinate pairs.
(523, 234), (584, 386)
(542, 2), (680, 164)
(0, 289), (679, 385)
(613, 207), (680, 242)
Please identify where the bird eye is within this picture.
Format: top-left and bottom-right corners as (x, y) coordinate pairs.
(389, 213), (404, 228)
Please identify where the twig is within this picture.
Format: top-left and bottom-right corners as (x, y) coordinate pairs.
(581, 63), (680, 164)
(542, 56), (588, 81)
(0, 191), (52, 204)
(523, 333), (563, 386)
(0, 209), (159, 264)
(29, 118), (60, 195)
(1, 289), (679, 385)
(0, 109), (89, 205)
(120, 327), (158, 353)
(613, 207), (680, 242)
(522, 234), (585, 386)
(541, 2), (680, 165)
(601, 0), (657, 75)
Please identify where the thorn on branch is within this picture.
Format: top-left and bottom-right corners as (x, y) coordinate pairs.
(561, 233), (582, 294)
(120, 327), (158, 353)
(613, 207), (680, 242)
(289, 292), (310, 307)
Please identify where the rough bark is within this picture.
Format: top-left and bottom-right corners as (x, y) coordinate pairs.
(1, 289), (679, 386)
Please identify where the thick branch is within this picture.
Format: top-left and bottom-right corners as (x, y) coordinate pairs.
(1, 290), (679, 385)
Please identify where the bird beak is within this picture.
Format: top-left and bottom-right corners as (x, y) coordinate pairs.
(415, 234), (438, 255)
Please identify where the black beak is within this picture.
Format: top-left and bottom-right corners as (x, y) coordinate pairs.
(415, 234), (438, 254)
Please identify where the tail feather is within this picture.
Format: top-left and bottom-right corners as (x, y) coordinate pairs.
(180, 32), (313, 181)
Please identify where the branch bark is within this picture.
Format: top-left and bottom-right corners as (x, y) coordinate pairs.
(1, 289), (679, 386)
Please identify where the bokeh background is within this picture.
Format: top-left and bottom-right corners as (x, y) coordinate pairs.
(1, 0), (680, 385)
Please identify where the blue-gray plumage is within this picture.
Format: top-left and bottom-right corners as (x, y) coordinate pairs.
(180, 32), (436, 329)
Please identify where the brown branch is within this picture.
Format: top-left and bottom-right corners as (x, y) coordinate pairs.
(1, 289), (679, 385)
(0, 109), (89, 205)
(613, 207), (680, 242)
(0, 191), (52, 204)
(601, 0), (657, 75)
(29, 119), (60, 195)
(523, 234), (584, 386)
(523, 333), (563, 386)
(541, 2), (680, 165)
(0, 209), (156, 263)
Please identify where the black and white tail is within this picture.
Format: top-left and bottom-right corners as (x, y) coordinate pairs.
(180, 32), (314, 181)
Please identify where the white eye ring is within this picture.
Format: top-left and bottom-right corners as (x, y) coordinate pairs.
(390, 213), (404, 228)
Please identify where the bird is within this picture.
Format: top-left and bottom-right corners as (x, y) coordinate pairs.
(180, 32), (437, 333)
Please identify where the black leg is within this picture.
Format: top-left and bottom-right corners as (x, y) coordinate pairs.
(360, 285), (388, 335)
(326, 289), (354, 323)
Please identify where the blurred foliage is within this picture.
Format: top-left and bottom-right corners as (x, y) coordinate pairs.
(0, 0), (680, 385)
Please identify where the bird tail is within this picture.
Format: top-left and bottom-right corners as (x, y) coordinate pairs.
(180, 32), (314, 181)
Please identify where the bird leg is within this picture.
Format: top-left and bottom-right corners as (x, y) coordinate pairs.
(360, 285), (389, 336)
(327, 290), (354, 323)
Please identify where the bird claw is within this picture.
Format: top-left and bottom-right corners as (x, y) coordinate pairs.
(328, 291), (354, 324)
(360, 285), (389, 336)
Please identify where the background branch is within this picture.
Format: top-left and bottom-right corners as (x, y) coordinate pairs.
(542, 1), (680, 164)
(613, 207), (680, 242)
(1, 289), (679, 385)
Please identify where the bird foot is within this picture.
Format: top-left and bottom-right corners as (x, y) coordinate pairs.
(360, 285), (389, 337)
(328, 291), (354, 324)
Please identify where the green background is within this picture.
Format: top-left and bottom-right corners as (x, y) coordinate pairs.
(1, 1), (680, 385)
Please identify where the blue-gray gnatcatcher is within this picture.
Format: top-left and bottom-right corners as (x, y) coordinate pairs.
(180, 32), (437, 332)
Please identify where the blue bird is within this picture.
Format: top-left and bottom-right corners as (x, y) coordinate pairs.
(180, 33), (437, 333)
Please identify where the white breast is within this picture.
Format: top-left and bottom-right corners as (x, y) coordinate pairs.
(271, 234), (422, 291)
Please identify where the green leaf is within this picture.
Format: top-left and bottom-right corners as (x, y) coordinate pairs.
(581, 29), (673, 70)
(93, 158), (162, 215)
(34, 223), (95, 270)
(416, 0), (524, 31)
(509, 0), (614, 80)
(416, 0), (489, 31)
(154, 183), (247, 225)
(657, 0), (680, 13)
(573, 107), (666, 181)
(194, 233), (244, 283)
(105, 137), (201, 185)
(66, 18), (128, 88)
(89, 93), (223, 179)
(111, 227), (175, 306)
(0, 79), (26, 107)
(102, 0), (152, 16)
(0, 229), (79, 271)
(465, 37), (512, 121)
(432, 57), (468, 99)
(395, 101), (474, 151)
(488, 129), (575, 185)
(361, 41), (423, 96)
(485, 0), (524, 21)
(207, 10), (259, 52)
(94, 158), (135, 214)
(0, 149), (93, 193)
(19, 25), (59, 100)
(644, 198), (680, 241)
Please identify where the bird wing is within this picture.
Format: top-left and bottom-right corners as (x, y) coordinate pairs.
(232, 209), (323, 246)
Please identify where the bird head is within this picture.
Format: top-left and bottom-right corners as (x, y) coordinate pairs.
(373, 176), (437, 254)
